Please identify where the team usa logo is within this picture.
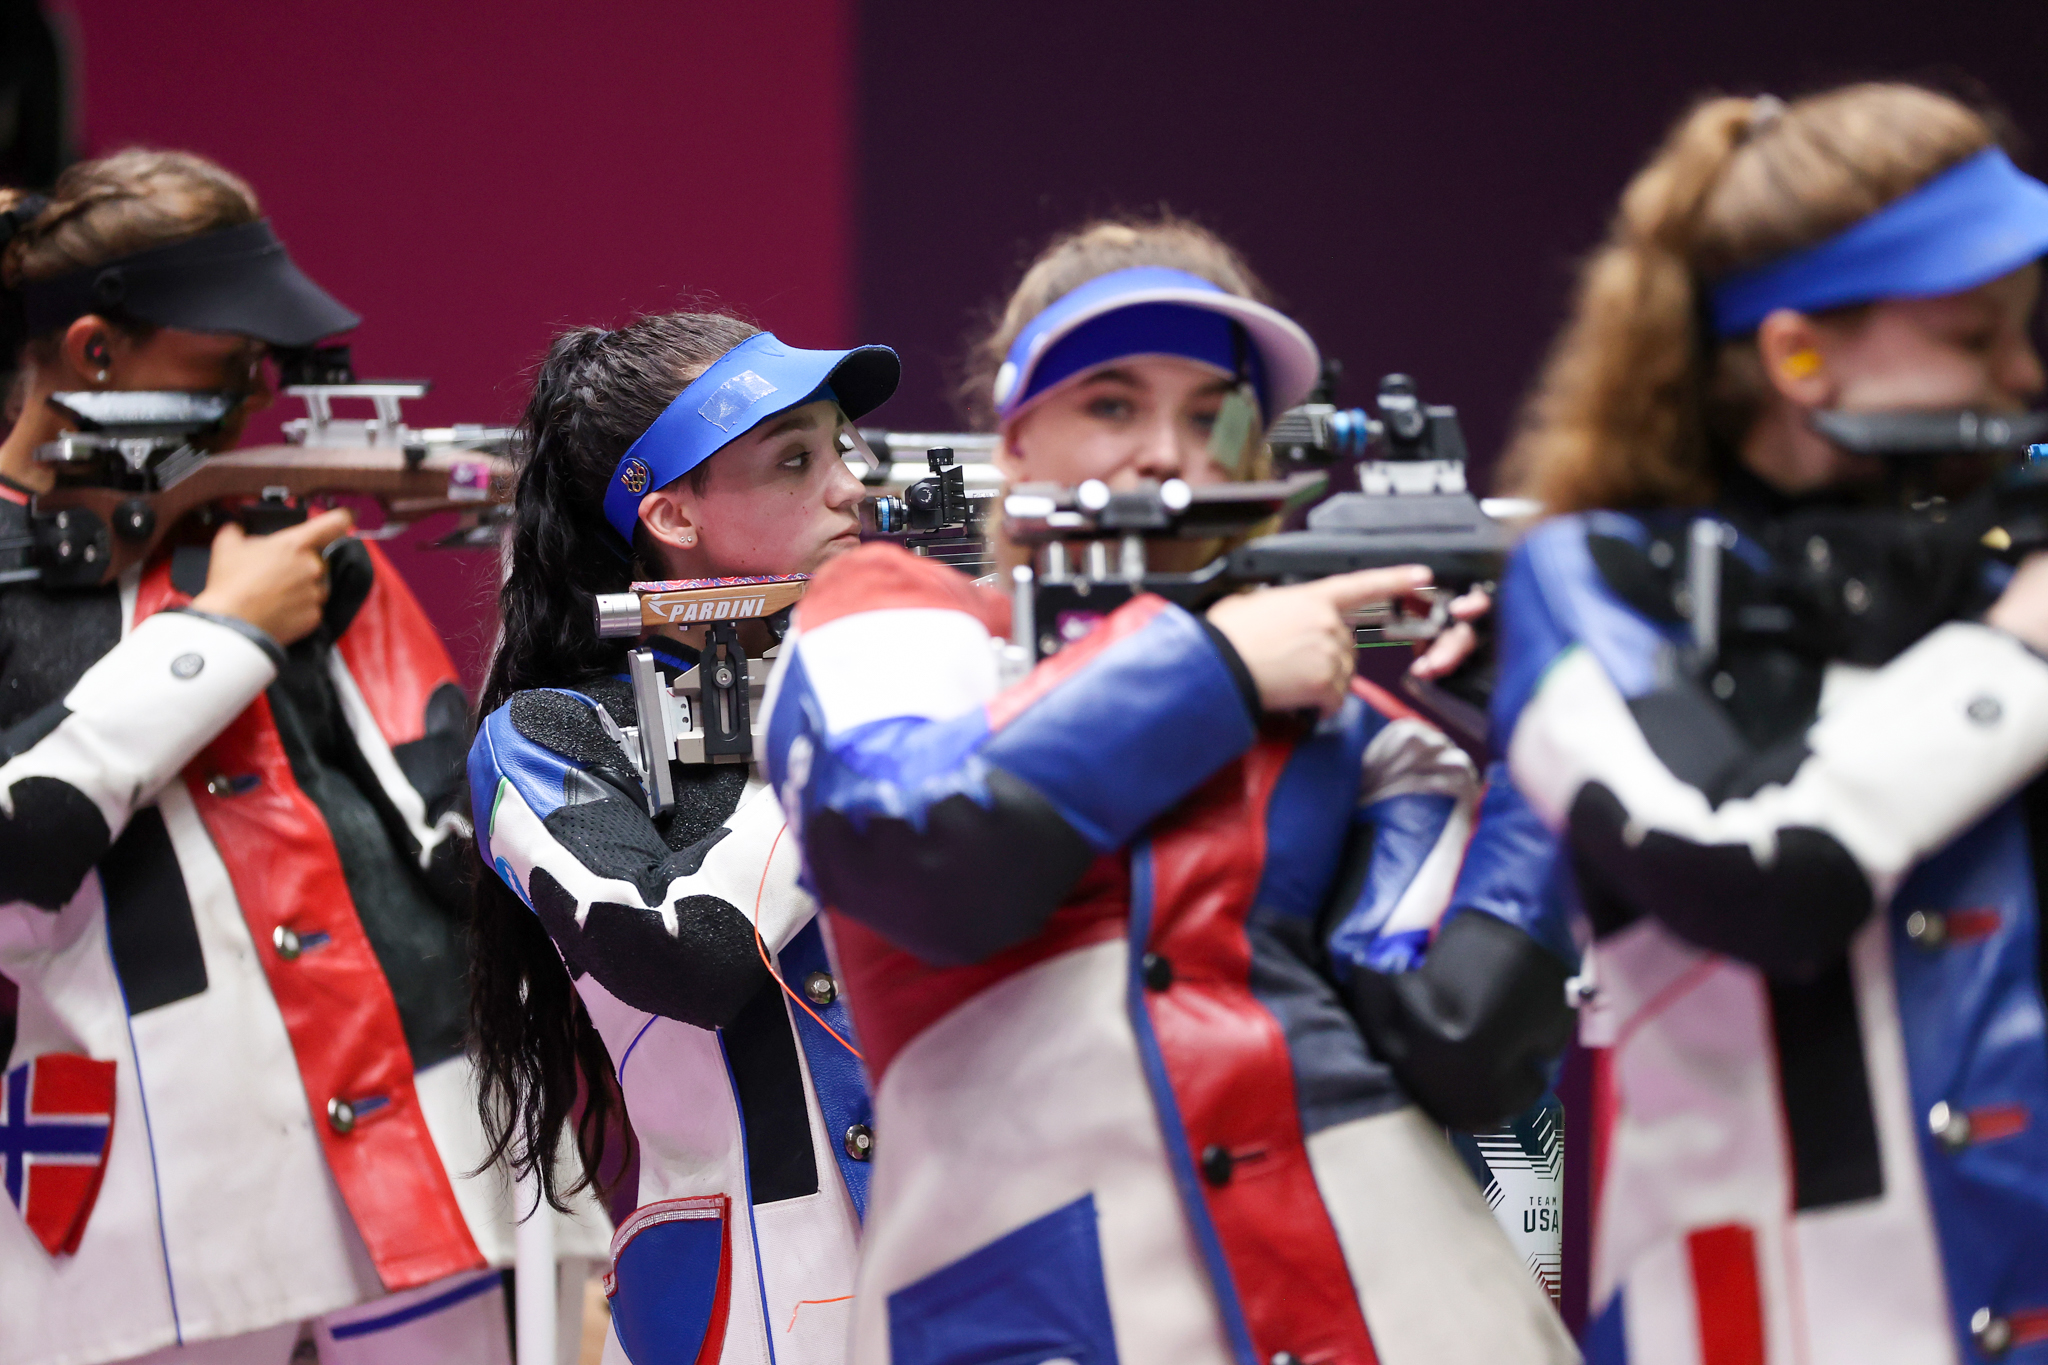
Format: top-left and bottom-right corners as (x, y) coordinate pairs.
(620, 458), (652, 495)
(1, 1054), (117, 1257)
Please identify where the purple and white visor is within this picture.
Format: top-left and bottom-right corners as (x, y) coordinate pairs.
(992, 266), (1321, 426)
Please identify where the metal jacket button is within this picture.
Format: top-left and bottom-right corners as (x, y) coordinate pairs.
(1929, 1101), (1973, 1153)
(327, 1097), (356, 1134)
(1142, 953), (1174, 991)
(844, 1124), (873, 1162)
(1200, 1144), (1234, 1187)
(803, 971), (837, 1007)
(1905, 910), (1947, 949)
(274, 926), (303, 960)
(1972, 1307), (2012, 1357)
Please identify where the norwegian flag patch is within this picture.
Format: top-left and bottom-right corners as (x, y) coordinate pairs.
(1, 1054), (116, 1256)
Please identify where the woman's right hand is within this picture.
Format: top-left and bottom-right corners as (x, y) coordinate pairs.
(1988, 551), (2048, 655)
(1206, 565), (1433, 716)
(190, 507), (356, 646)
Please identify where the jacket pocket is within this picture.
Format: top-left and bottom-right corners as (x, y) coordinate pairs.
(605, 1195), (732, 1365)
(887, 1193), (1119, 1365)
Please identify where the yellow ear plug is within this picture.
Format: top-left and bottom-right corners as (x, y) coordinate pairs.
(1782, 348), (1824, 380)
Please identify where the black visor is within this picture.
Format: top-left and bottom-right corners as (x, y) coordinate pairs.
(21, 219), (359, 347)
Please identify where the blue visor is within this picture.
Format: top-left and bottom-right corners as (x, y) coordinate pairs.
(993, 266), (1320, 426)
(1018, 302), (1271, 421)
(1711, 148), (2048, 337)
(602, 332), (899, 544)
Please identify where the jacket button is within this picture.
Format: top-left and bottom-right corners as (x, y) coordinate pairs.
(1929, 1101), (1973, 1152)
(803, 971), (837, 1007)
(1142, 953), (1174, 991)
(1972, 1307), (2012, 1357)
(273, 926), (303, 960)
(1905, 910), (1947, 949)
(1200, 1144), (1234, 1187)
(843, 1124), (873, 1162)
(326, 1097), (356, 1134)
(1271, 1355), (1305, 1365)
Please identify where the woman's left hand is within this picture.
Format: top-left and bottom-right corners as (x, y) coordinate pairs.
(1408, 586), (1491, 681)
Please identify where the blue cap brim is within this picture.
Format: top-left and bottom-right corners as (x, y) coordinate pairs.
(1712, 148), (2048, 336)
(603, 332), (899, 544)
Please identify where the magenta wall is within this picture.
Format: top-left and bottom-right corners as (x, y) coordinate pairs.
(60, 0), (856, 686)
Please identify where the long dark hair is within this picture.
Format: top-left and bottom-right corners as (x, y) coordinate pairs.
(471, 311), (759, 1212)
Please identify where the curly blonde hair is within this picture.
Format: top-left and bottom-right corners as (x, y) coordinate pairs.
(1501, 84), (1997, 515)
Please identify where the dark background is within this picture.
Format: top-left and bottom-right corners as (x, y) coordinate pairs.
(15, 0), (2048, 1334)
(858, 0), (2048, 485)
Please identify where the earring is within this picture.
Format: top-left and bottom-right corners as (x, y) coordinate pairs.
(95, 369), (109, 384)
(1782, 349), (1823, 381)
(678, 529), (697, 547)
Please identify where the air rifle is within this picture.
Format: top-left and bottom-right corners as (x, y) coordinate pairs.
(1, 344), (514, 589)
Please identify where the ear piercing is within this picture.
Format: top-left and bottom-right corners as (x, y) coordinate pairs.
(85, 335), (110, 384)
(678, 529), (697, 547)
(1782, 348), (1823, 380)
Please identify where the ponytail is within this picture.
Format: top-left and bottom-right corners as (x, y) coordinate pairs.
(470, 310), (756, 1212)
(1504, 84), (1998, 515)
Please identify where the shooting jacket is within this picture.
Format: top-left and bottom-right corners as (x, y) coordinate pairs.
(0, 485), (605, 1365)
(470, 650), (871, 1365)
(763, 543), (1579, 1365)
(1496, 509), (2048, 1365)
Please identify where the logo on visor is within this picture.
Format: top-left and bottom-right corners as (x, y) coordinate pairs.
(699, 370), (778, 432)
(619, 458), (651, 494)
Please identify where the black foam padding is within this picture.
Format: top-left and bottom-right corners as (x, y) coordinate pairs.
(807, 769), (1098, 966)
(1345, 909), (1574, 1130)
(527, 867), (767, 1029)
(543, 794), (682, 907)
(101, 805), (208, 1013)
(508, 688), (646, 804)
(721, 974), (820, 1204)
(0, 774), (110, 910)
(1769, 961), (1884, 1209)
(1569, 781), (1872, 979)
(657, 764), (751, 853)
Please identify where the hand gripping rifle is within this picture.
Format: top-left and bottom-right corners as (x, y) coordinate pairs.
(0, 344), (514, 589)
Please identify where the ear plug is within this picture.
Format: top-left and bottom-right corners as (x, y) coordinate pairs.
(1782, 348), (1824, 380)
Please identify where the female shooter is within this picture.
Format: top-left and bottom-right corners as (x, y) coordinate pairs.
(467, 314), (893, 1365)
(0, 151), (605, 1365)
(1494, 83), (2048, 1362)
(764, 218), (1578, 1365)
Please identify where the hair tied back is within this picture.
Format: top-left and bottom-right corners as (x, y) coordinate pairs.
(0, 193), (50, 254)
(1743, 95), (1787, 144)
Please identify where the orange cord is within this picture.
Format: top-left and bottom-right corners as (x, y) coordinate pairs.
(786, 1295), (857, 1332)
(753, 820), (865, 1061)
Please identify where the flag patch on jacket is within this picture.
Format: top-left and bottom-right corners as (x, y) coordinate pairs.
(2, 1054), (116, 1256)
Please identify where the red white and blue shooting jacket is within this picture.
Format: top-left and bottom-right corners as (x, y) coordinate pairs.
(764, 544), (1579, 1365)
(1497, 509), (2048, 1365)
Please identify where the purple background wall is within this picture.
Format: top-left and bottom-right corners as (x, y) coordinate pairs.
(59, 0), (857, 686)
(857, 0), (2048, 473)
